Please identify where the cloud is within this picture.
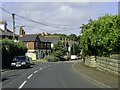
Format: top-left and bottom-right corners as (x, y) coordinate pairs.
(2, 2), (118, 35)
(1, 0), (119, 2)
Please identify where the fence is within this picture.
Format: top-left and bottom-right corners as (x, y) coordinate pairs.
(96, 55), (120, 76)
(84, 55), (120, 76)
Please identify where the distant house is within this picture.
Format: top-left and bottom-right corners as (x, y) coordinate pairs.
(18, 28), (52, 60)
(0, 20), (18, 39)
(40, 36), (60, 48)
(19, 34), (40, 60)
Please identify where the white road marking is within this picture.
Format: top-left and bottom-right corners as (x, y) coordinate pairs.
(39, 68), (43, 70)
(34, 70), (38, 74)
(18, 81), (27, 89)
(44, 66), (47, 68)
(27, 74), (33, 79)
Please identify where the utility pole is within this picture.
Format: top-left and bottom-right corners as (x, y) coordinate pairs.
(73, 38), (75, 55)
(12, 13), (16, 40)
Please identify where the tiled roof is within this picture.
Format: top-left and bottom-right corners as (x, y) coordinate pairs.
(0, 28), (17, 36)
(39, 36), (60, 44)
(18, 34), (60, 43)
(18, 34), (38, 42)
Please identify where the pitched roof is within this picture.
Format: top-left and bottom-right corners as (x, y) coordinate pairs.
(18, 34), (38, 42)
(0, 28), (17, 36)
(39, 36), (60, 44)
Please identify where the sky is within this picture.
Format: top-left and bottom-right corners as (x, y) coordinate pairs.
(0, 0), (119, 36)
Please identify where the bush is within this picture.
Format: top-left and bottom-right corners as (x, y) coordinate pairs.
(46, 55), (59, 62)
(80, 14), (120, 57)
(66, 53), (71, 61)
(1, 39), (27, 68)
(52, 50), (63, 58)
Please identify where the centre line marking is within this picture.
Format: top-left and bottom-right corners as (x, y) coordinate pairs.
(34, 70), (38, 74)
(18, 81), (27, 89)
(39, 68), (43, 70)
(27, 74), (33, 79)
(44, 66), (47, 68)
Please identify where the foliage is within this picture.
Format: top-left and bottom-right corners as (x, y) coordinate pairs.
(66, 53), (71, 61)
(53, 41), (67, 55)
(69, 34), (77, 41)
(80, 14), (120, 57)
(1, 39), (27, 68)
(47, 41), (68, 62)
(46, 55), (59, 62)
(52, 50), (63, 58)
(71, 43), (81, 55)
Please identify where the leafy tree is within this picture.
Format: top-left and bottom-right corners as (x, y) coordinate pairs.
(71, 43), (81, 55)
(53, 41), (67, 55)
(80, 14), (120, 57)
(69, 34), (77, 41)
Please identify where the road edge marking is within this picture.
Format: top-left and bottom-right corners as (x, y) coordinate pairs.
(18, 80), (27, 89)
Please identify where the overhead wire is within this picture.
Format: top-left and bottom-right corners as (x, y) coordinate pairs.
(0, 7), (80, 32)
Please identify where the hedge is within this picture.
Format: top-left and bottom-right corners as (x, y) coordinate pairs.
(1, 39), (27, 69)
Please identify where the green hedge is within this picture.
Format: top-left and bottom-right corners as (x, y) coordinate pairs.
(80, 14), (120, 58)
(1, 39), (27, 68)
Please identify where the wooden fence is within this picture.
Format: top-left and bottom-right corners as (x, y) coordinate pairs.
(84, 55), (120, 76)
(96, 55), (120, 76)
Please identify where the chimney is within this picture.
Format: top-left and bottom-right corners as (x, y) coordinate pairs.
(19, 26), (25, 37)
(45, 32), (49, 36)
(41, 32), (45, 37)
(0, 21), (7, 31)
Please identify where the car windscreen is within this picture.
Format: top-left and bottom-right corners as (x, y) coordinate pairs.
(14, 57), (27, 62)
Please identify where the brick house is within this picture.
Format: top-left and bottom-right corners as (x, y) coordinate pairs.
(18, 27), (52, 60)
(18, 34), (52, 60)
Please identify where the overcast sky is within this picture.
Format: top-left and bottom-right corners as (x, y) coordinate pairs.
(0, 1), (119, 35)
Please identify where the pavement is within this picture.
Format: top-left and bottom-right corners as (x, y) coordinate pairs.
(74, 61), (119, 89)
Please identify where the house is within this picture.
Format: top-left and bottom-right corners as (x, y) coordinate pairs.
(40, 36), (60, 48)
(18, 27), (52, 60)
(0, 20), (18, 39)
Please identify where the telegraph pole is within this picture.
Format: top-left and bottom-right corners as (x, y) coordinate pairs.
(73, 38), (75, 55)
(12, 13), (16, 40)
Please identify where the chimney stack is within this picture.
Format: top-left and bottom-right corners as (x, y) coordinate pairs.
(45, 32), (49, 36)
(41, 32), (45, 37)
(0, 20), (7, 31)
(19, 26), (25, 37)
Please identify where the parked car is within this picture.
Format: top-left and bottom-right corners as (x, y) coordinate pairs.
(60, 56), (65, 61)
(71, 55), (78, 60)
(11, 56), (31, 69)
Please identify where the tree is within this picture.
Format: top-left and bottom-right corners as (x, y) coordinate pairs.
(53, 41), (67, 55)
(80, 14), (120, 57)
(71, 43), (80, 55)
(69, 34), (77, 41)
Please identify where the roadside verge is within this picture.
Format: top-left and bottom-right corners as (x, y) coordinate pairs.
(73, 61), (118, 88)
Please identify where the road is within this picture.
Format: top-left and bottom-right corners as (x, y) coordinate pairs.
(2, 61), (106, 89)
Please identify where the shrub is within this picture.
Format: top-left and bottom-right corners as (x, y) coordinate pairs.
(80, 14), (120, 57)
(46, 55), (59, 62)
(1, 39), (27, 68)
(66, 53), (71, 61)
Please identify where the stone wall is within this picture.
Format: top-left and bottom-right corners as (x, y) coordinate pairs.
(84, 56), (96, 67)
(84, 55), (120, 76)
(96, 55), (120, 76)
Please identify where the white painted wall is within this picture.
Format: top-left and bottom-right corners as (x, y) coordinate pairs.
(0, 24), (5, 30)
